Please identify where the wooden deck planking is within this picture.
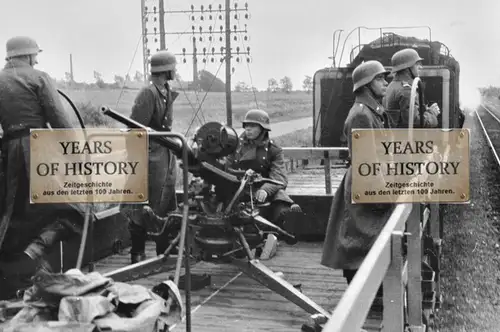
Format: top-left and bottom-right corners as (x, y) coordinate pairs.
(285, 168), (346, 196)
(88, 241), (381, 332)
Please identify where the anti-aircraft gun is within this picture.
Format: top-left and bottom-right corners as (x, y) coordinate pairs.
(100, 106), (330, 318)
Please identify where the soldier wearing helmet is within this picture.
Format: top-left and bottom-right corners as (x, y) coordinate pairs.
(384, 48), (440, 128)
(321, 60), (394, 314)
(120, 50), (180, 264)
(0, 36), (81, 298)
(224, 109), (303, 244)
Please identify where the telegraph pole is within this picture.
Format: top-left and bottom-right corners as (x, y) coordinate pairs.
(192, 38), (198, 87)
(69, 54), (74, 83)
(158, 0), (166, 49)
(140, 0), (148, 82)
(224, 0), (232, 126)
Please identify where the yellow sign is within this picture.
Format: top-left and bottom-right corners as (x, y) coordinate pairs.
(30, 128), (148, 204)
(351, 128), (470, 204)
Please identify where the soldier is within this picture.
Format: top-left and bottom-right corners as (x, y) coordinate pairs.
(384, 48), (441, 128)
(225, 109), (302, 237)
(321, 61), (395, 313)
(0, 36), (81, 298)
(121, 50), (179, 264)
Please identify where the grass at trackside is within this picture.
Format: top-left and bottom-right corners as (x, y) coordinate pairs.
(59, 88), (313, 137)
(272, 126), (313, 147)
(436, 105), (500, 331)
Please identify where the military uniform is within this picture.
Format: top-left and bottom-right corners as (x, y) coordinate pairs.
(0, 57), (82, 297)
(321, 91), (395, 271)
(226, 131), (296, 225)
(384, 69), (439, 128)
(121, 80), (179, 258)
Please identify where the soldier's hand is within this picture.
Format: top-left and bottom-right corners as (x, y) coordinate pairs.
(255, 189), (268, 202)
(427, 103), (440, 116)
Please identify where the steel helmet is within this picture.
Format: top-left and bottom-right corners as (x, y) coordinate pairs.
(243, 109), (271, 131)
(352, 60), (389, 92)
(391, 48), (423, 73)
(5, 36), (42, 60)
(150, 50), (177, 73)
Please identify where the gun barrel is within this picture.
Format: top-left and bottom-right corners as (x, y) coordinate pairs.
(101, 105), (196, 164)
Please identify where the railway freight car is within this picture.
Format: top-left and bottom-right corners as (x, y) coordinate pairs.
(313, 27), (465, 149)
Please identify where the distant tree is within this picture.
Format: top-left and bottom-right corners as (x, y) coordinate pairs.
(198, 70), (225, 92)
(280, 76), (293, 93)
(234, 81), (250, 92)
(134, 70), (143, 82)
(267, 78), (278, 93)
(64, 72), (72, 83)
(114, 75), (125, 86)
(303, 75), (312, 93)
(94, 70), (106, 89)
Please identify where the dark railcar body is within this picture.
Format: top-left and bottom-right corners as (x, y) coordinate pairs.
(313, 33), (464, 148)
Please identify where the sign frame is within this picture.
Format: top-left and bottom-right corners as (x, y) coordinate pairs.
(29, 128), (149, 205)
(350, 128), (470, 205)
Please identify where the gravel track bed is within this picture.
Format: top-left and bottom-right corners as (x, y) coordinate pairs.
(436, 101), (500, 331)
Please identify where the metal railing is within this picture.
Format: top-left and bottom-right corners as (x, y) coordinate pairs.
(321, 202), (441, 331)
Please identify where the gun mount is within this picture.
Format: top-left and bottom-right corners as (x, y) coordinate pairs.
(100, 106), (330, 319)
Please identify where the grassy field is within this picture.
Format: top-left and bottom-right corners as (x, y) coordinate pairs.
(59, 88), (314, 138)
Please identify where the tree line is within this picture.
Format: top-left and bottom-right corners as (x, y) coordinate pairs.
(54, 70), (314, 94)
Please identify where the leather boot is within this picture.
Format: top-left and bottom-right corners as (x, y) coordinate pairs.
(129, 221), (147, 264)
(281, 204), (303, 245)
(131, 252), (147, 264)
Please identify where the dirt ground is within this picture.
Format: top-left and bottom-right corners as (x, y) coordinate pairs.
(435, 108), (500, 331)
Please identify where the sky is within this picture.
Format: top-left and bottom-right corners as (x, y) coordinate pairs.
(0, 0), (497, 108)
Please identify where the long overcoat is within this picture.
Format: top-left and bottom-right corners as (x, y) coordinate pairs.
(321, 91), (395, 270)
(121, 81), (179, 228)
(0, 59), (80, 257)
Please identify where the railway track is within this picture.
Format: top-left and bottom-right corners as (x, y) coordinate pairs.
(475, 101), (500, 167)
